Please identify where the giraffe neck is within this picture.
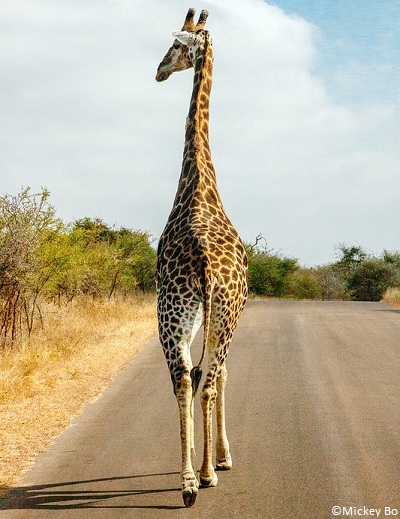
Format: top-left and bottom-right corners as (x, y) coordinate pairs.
(172, 37), (219, 211)
(185, 38), (212, 158)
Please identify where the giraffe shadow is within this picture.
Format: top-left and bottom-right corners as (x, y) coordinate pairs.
(1, 472), (184, 510)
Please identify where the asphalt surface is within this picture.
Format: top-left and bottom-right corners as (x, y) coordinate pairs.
(2, 300), (400, 518)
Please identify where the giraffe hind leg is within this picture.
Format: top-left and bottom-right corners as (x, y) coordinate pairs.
(215, 363), (232, 470)
(199, 311), (237, 486)
(199, 378), (219, 488)
(175, 370), (199, 506)
(198, 362), (232, 488)
(159, 297), (203, 506)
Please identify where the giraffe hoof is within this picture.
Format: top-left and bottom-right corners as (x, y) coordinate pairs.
(199, 472), (218, 488)
(182, 477), (198, 507)
(182, 487), (197, 507)
(216, 453), (232, 470)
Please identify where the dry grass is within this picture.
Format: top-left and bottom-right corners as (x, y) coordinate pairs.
(0, 294), (157, 495)
(382, 287), (400, 308)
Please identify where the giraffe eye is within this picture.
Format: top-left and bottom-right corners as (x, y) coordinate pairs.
(173, 43), (180, 49)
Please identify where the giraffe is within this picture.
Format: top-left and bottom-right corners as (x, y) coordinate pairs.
(155, 8), (248, 507)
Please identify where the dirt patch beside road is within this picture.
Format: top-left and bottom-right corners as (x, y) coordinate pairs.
(0, 295), (157, 494)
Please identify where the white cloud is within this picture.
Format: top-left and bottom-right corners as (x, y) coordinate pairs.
(1, 0), (399, 265)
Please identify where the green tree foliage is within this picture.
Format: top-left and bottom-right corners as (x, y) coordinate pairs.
(45, 218), (157, 302)
(246, 238), (298, 297)
(346, 259), (393, 302)
(313, 264), (347, 300)
(2, 187), (400, 346)
(383, 250), (400, 287)
(0, 188), (157, 344)
(245, 239), (400, 301)
(0, 188), (63, 340)
(335, 244), (367, 270)
(333, 244), (397, 302)
(286, 269), (323, 300)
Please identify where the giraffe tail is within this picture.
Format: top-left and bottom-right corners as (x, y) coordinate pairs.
(190, 366), (203, 396)
(190, 262), (214, 396)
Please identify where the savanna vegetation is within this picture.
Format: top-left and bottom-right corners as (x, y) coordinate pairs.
(1, 187), (399, 493)
(0, 188), (157, 345)
(246, 234), (400, 304)
(1, 188), (399, 350)
(0, 188), (157, 493)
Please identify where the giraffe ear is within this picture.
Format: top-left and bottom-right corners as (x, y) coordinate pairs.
(172, 31), (197, 46)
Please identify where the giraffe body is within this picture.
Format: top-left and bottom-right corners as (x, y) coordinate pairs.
(156, 8), (247, 507)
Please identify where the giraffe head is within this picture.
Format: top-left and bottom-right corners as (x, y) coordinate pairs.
(155, 8), (209, 82)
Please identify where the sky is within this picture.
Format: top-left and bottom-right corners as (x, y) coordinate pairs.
(1, 0), (399, 266)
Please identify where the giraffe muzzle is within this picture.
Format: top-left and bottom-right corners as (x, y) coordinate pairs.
(155, 68), (171, 82)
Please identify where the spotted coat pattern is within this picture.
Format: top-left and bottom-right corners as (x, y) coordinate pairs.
(155, 8), (247, 507)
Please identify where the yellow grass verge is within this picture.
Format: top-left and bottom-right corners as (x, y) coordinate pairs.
(382, 287), (400, 308)
(0, 294), (157, 496)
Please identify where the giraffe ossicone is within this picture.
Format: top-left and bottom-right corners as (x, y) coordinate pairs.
(156, 7), (248, 508)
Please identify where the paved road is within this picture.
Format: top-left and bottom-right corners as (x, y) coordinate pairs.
(2, 301), (400, 518)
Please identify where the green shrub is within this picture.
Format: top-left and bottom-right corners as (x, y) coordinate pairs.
(334, 244), (399, 301)
(313, 264), (348, 300)
(246, 241), (298, 297)
(0, 189), (158, 343)
(346, 259), (393, 301)
(286, 269), (323, 300)
(0, 187), (62, 339)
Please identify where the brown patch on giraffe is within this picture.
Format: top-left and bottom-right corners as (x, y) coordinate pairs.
(156, 12), (247, 507)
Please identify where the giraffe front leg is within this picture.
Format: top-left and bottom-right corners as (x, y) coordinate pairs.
(199, 382), (218, 488)
(175, 372), (198, 507)
(216, 363), (232, 470)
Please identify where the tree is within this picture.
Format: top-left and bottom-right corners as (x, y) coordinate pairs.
(69, 219), (157, 298)
(313, 264), (347, 300)
(346, 259), (393, 301)
(383, 250), (400, 287)
(286, 269), (323, 300)
(335, 244), (367, 269)
(334, 244), (397, 301)
(246, 237), (298, 297)
(0, 187), (62, 341)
